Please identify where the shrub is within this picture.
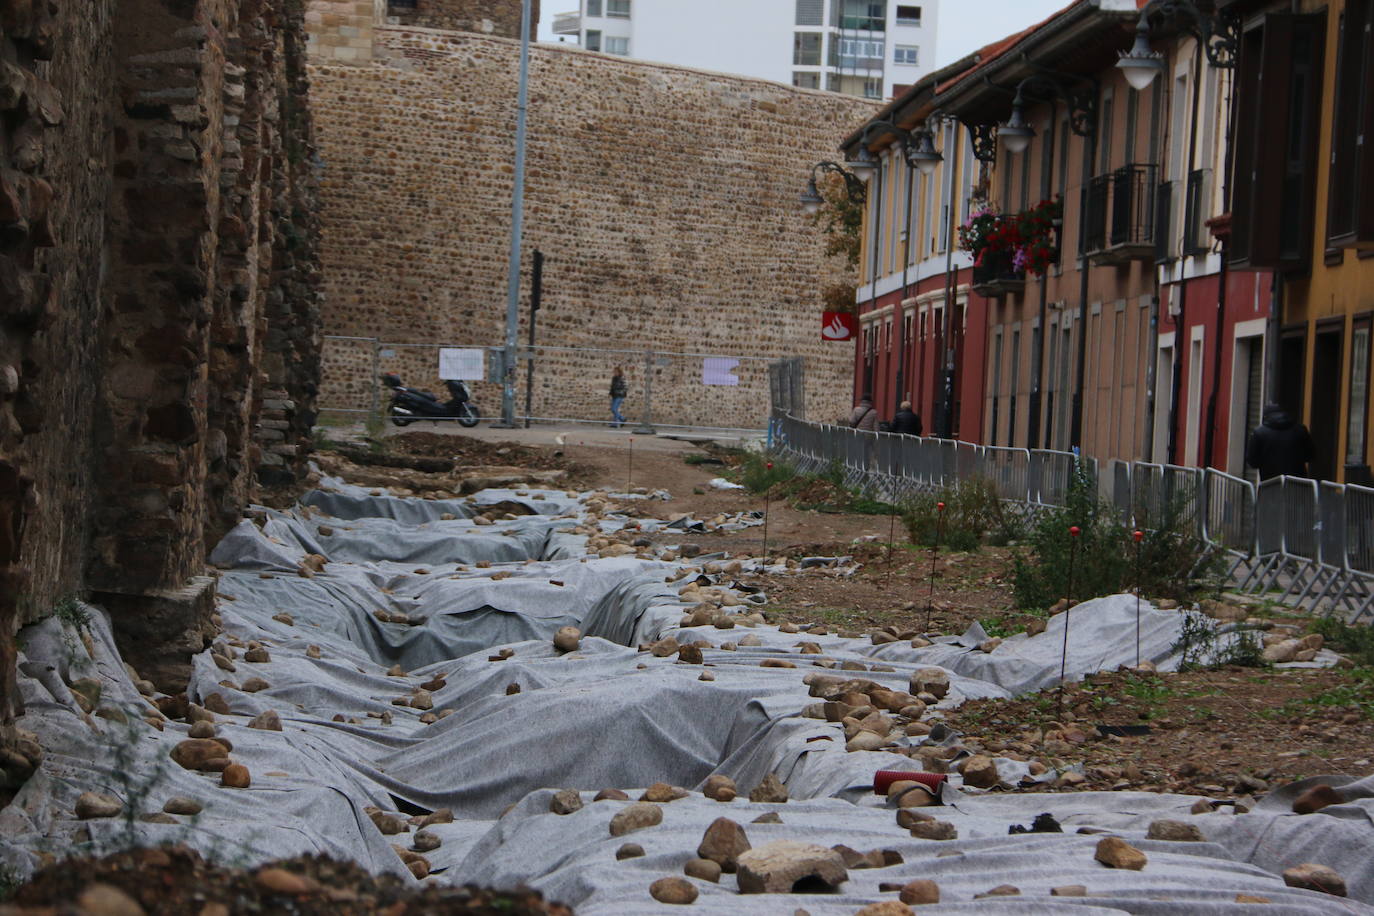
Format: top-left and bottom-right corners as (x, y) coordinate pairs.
(739, 452), (796, 495)
(901, 477), (1018, 552)
(1172, 613), (1268, 670)
(1130, 481), (1224, 600)
(1013, 465), (1129, 610)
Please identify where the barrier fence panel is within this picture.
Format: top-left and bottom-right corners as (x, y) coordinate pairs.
(1110, 460), (1133, 522)
(1349, 485), (1374, 575)
(319, 335), (382, 416)
(985, 447), (1032, 503)
(1318, 482), (1348, 572)
(1202, 469), (1256, 555)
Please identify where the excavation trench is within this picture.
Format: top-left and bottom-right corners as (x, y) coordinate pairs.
(5, 475), (1374, 913)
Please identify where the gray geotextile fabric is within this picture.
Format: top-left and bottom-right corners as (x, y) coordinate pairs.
(4, 481), (1373, 915)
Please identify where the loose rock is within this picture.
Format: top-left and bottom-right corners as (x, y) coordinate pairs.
(684, 858), (721, 882)
(736, 841), (848, 894)
(749, 772), (789, 803)
(550, 789), (584, 815)
(703, 774), (736, 802)
(853, 904), (913, 916)
(1095, 836), (1147, 870)
(1292, 784), (1343, 815)
(1282, 863), (1347, 896)
(610, 802), (664, 836)
(697, 817), (751, 872)
(1146, 819), (1204, 842)
(75, 884), (145, 916)
(1051, 885), (1088, 896)
(220, 764), (251, 789)
(162, 797), (202, 816)
(75, 792), (122, 819)
(959, 754), (1000, 789)
(908, 820), (957, 841)
(649, 876), (698, 905)
(642, 782), (689, 803)
(247, 710), (282, 731)
(554, 626), (582, 653)
(616, 843), (645, 860)
(899, 879), (940, 905)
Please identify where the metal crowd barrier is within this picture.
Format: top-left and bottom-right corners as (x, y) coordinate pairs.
(768, 412), (1372, 622)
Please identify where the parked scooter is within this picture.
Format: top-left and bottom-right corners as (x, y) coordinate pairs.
(382, 373), (481, 428)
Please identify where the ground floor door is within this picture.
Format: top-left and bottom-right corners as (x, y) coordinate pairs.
(1311, 326), (1344, 481)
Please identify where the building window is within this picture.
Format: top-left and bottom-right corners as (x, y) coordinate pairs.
(585, 29), (601, 51)
(896, 5), (921, 25)
(864, 78), (882, 99)
(894, 45), (918, 65)
(606, 0), (630, 18)
(586, 0), (601, 16)
(1349, 320), (1372, 466)
(795, 0), (823, 26)
(836, 0), (886, 32)
(794, 32), (822, 66)
(1327, 1), (1374, 248)
(605, 35), (628, 54)
(834, 38), (884, 69)
(1230, 11), (1328, 271)
(792, 71), (820, 90)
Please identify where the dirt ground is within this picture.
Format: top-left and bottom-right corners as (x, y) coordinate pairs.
(561, 435), (1374, 800)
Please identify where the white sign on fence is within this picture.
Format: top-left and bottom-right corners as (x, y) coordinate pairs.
(702, 357), (741, 387)
(438, 348), (485, 381)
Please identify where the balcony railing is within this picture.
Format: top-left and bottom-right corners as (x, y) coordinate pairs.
(552, 11), (581, 34)
(1183, 168), (1213, 256)
(1081, 163), (1159, 265)
(971, 252), (1026, 299)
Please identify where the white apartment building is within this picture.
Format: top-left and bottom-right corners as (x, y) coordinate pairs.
(550, 0), (935, 101)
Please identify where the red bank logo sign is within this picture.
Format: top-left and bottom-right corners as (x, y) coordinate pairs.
(822, 312), (859, 341)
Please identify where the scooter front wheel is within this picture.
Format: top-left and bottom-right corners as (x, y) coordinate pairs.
(390, 414), (415, 427)
(458, 403), (481, 428)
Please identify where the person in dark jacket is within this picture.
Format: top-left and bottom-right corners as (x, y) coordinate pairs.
(891, 400), (922, 436)
(1245, 404), (1315, 480)
(609, 366), (628, 428)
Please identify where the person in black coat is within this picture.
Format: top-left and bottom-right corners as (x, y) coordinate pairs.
(891, 400), (922, 436)
(1245, 404), (1315, 480)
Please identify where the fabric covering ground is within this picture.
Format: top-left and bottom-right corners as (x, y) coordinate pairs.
(3, 469), (1374, 913)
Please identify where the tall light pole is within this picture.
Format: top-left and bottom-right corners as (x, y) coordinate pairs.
(499, 0), (534, 428)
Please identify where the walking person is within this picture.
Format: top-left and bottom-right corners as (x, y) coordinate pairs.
(609, 366), (628, 428)
(1245, 403), (1315, 480)
(849, 394), (878, 431)
(892, 400), (923, 436)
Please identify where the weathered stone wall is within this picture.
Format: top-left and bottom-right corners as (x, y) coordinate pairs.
(385, 0), (538, 38)
(306, 23), (873, 428)
(1, 0), (322, 775)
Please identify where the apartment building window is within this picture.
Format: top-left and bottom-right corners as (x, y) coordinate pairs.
(1230, 11), (1327, 271)
(606, 0), (630, 18)
(792, 72), (820, 89)
(605, 36), (628, 54)
(864, 78), (882, 99)
(894, 45), (918, 65)
(835, 38), (885, 69)
(585, 29), (601, 51)
(836, 1), (886, 32)
(586, 0), (601, 16)
(795, 0), (823, 26)
(1327, 0), (1374, 247)
(896, 5), (921, 25)
(794, 32), (822, 66)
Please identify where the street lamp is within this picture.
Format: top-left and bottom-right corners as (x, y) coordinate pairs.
(907, 126), (944, 177)
(799, 160), (867, 214)
(998, 89), (1036, 154)
(1117, 0), (1240, 91)
(845, 145), (880, 180)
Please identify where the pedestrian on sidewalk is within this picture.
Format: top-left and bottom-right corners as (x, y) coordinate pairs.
(892, 400), (922, 436)
(1245, 403), (1315, 480)
(609, 366), (628, 428)
(849, 394), (878, 431)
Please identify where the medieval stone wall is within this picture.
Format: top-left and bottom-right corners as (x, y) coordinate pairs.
(1, 0), (322, 772)
(385, 0), (538, 38)
(306, 20), (874, 428)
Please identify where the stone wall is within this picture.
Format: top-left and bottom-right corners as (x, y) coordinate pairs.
(0, 0), (322, 779)
(385, 0), (538, 38)
(306, 22), (874, 428)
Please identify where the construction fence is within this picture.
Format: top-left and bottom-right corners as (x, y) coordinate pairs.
(318, 336), (825, 432)
(768, 410), (1374, 623)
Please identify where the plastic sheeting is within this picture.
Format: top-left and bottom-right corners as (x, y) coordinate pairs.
(3, 480), (1373, 915)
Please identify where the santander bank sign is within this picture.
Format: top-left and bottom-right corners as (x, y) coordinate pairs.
(822, 312), (859, 342)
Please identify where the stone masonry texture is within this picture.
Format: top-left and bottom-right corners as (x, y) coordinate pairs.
(386, 0), (539, 38)
(0, 0), (322, 769)
(306, 13), (875, 429)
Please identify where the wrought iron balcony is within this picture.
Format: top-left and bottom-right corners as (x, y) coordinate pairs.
(1081, 163), (1159, 265)
(971, 251), (1026, 299)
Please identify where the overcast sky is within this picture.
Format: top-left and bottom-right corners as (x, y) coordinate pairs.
(535, 1), (1073, 70)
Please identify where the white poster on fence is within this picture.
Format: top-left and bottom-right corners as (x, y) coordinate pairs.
(702, 357), (741, 386)
(438, 348), (485, 381)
